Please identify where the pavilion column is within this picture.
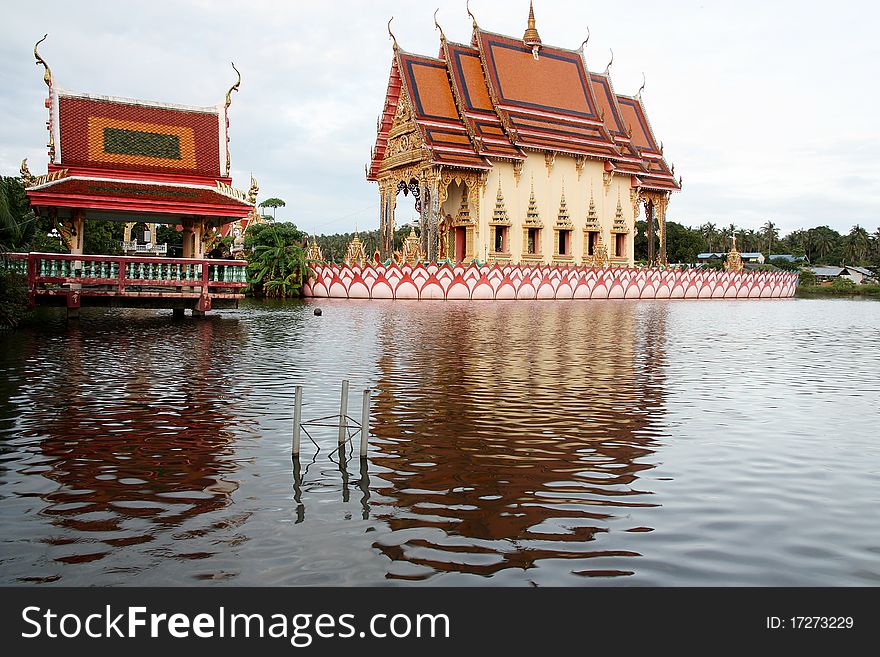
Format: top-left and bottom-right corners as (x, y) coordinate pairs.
(377, 186), (386, 260)
(192, 218), (206, 259)
(419, 181), (430, 260)
(69, 209), (85, 256)
(645, 200), (655, 265)
(181, 219), (195, 258)
(378, 182), (396, 261)
(428, 177), (440, 262)
(656, 194), (669, 266)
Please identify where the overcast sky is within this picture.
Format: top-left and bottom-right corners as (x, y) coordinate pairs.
(1, 0), (877, 236)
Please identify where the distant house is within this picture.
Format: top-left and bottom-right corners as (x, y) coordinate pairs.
(769, 254), (808, 264)
(809, 265), (876, 285)
(697, 252), (765, 264)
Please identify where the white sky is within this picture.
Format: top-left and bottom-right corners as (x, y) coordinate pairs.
(1, 0), (878, 236)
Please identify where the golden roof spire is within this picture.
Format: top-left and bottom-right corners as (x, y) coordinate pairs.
(466, 0), (479, 30)
(34, 34), (53, 89)
(387, 17), (399, 51)
(523, 1), (542, 58)
(225, 62), (241, 111)
(434, 8), (446, 42)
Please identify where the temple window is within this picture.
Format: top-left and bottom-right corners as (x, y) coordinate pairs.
(586, 231), (598, 256)
(494, 226), (508, 253)
(614, 233), (626, 257)
(557, 229), (572, 256)
(527, 227), (541, 255)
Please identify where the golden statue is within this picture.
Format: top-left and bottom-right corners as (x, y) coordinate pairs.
(724, 235), (744, 273)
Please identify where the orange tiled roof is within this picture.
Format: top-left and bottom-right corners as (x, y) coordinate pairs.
(617, 94), (680, 191)
(444, 41), (524, 160)
(474, 29), (618, 159)
(56, 91), (223, 179)
(367, 57), (404, 181)
(398, 51), (490, 171)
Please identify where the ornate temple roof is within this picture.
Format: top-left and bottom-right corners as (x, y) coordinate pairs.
(443, 41), (524, 160)
(396, 50), (490, 170)
(55, 91), (224, 179)
(25, 37), (254, 222)
(368, 5), (681, 193)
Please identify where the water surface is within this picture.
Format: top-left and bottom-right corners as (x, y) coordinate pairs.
(1, 298), (878, 585)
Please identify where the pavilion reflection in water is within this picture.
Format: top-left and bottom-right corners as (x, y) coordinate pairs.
(15, 315), (249, 576)
(367, 301), (668, 580)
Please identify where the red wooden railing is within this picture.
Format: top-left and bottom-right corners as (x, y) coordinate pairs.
(1, 252), (248, 311)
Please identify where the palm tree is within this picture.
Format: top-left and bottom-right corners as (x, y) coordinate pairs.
(701, 222), (718, 251)
(246, 226), (306, 298)
(762, 220), (779, 258)
(844, 225), (870, 264)
(809, 227), (835, 261)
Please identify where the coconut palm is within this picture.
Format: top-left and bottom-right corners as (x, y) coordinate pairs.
(701, 222), (718, 251)
(844, 225), (870, 264)
(762, 220), (779, 258)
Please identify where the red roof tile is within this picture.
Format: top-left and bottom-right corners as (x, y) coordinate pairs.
(26, 176), (253, 218)
(58, 93), (222, 178)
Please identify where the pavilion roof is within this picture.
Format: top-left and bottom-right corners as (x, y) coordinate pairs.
(26, 176), (253, 222)
(54, 90), (226, 179)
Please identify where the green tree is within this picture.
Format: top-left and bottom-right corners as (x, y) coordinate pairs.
(258, 197), (286, 221)
(844, 225), (870, 264)
(243, 222), (307, 298)
(762, 220), (779, 258)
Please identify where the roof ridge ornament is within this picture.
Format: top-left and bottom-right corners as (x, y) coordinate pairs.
(466, 0), (479, 30)
(225, 62), (241, 110)
(580, 26), (590, 52)
(523, 0), (542, 60)
(603, 48), (614, 75)
(387, 17), (399, 51)
(636, 72), (646, 99)
(434, 8), (446, 42)
(34, 34), (53, 89)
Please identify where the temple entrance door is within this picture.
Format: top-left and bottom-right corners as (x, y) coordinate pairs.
(455, 227), (467, 263)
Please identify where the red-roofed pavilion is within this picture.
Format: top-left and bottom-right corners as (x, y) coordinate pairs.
(16, 37), (258, 316)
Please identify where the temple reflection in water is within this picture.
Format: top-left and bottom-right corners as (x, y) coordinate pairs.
(366, 300), (669, 580)
(10, 315), (249, 577)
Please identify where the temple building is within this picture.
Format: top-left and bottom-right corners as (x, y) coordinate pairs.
(367, 2), (681, 267)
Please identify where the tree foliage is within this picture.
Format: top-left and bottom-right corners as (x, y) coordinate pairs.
(242, 222), (308, 298)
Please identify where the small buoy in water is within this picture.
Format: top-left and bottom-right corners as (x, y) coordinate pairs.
(314, 308), (322, 316)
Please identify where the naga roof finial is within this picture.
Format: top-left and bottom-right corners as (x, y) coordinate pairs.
(466, 0), (479, 30)
(434, 8), (446, 42)
(247, 174), (259, 205)
(580, 26), (591, 52)
(34, 34), (52, 89)
(604, 48), (614, 75)
(225, 62), (241, 110)
(387, 17), (399, 50)
(637, 72), (646, 99)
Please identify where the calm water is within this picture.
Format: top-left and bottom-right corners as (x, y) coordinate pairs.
(0, 298), (878, 586)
